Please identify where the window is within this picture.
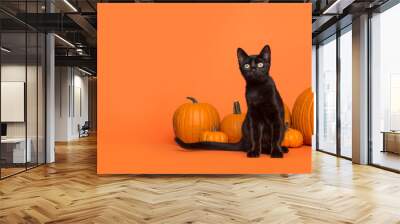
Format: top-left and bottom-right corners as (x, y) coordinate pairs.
(370, 3), (400, 171)
(0, 1), (46, 179)
(339, 27), (352, 158)
(316, 25), (353, 159)
(317, 35), (337, 154)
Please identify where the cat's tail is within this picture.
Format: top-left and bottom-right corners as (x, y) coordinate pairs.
(175, 137), (245, 151)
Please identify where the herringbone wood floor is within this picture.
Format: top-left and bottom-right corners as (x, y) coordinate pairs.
(1, 135), (400, 224)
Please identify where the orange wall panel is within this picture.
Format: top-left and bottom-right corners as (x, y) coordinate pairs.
(98, 3), (312, 174)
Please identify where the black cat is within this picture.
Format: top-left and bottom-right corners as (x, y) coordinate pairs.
(175, 44), (288, 158)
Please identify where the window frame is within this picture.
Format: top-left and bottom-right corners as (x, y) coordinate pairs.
(315, 24), (353, 161)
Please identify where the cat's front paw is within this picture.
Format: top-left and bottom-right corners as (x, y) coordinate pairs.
(281, 146), (289, 153)
(247, 150), (260, 158)
(271, 149), (283, 158)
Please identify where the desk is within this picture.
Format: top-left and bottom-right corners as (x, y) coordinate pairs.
(381, 131), (400, 154)
(1, 138), (31, 163)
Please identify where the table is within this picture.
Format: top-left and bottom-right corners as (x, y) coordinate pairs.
(1, 138), (32, 164)
(381, 131), (400, 154)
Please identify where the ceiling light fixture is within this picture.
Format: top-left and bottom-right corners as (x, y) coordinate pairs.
(54, 34), (75, 48)
(1, 47), (11, 53)
(63, 0), (78, 12)
(76, 48), (85, 55)
(78, 67), (93, 76)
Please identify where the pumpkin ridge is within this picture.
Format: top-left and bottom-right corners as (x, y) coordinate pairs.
(292, 88), (313, 145)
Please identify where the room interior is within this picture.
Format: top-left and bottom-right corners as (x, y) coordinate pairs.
(1, 0), (400, 222)
(0, 30), (46, 177)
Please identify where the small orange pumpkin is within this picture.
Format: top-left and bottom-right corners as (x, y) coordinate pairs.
(173, 97), (220, 143)
(220, 101), (246, 143)
(200, 130), (228, 143)
(281, 128), (303, 148)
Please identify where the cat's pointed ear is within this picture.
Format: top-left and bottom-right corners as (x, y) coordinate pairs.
(237, 48), (248, 64)
(259, 44), (271, 63)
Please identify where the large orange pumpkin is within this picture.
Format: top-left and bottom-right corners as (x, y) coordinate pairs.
(220, 101), (291, 143)
(173, 97), (220, 143)
(200, 131), (228, 143)
(291, 88), (314, 145)
(284, 104), (291, 127)
(220, 101), (246, 143)
(281, 128), (303, 148)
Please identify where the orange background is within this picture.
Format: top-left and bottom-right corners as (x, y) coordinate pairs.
(98, 3), (312, 174)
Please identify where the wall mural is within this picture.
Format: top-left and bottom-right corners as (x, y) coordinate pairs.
(98, 3), (312, 174)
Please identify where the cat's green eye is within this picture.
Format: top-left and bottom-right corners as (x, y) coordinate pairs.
(257, 63), (264, 68)
(244, 64), (250, 69)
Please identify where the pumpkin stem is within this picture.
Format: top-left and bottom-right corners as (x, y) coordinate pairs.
(233, 101), (241, 114)
(186, 96), (198, 104)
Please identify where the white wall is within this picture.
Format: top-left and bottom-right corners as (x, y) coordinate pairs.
(1, 65), (40, 137)
(72, 73), (89, 138)
(55, 67), (70, 141)
(1, 65), (26, 138)
(55, 67), (89, 141)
